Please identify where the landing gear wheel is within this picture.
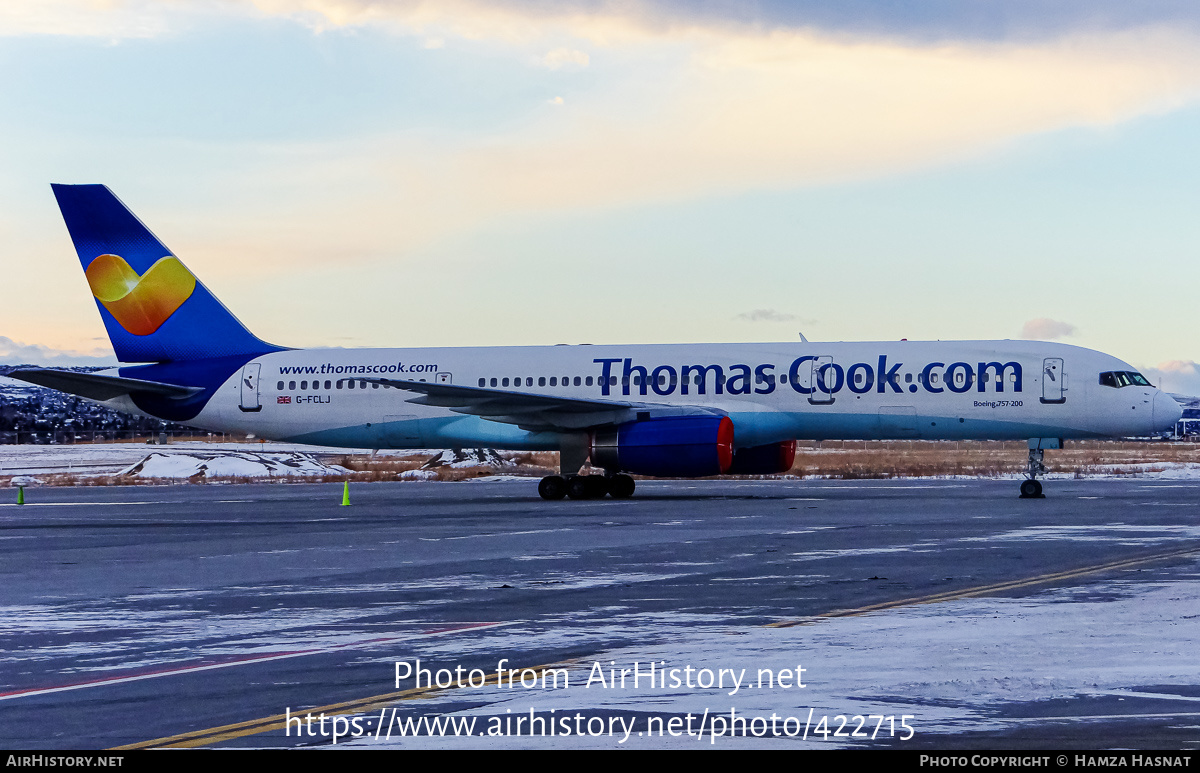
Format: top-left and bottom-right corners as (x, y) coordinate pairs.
(567, 475), (609, 499)
(1019, 479), (1043, 498)
(608, 474), (635, 499)
(538, 475), (567, 500)
(567, 476), (589, 500)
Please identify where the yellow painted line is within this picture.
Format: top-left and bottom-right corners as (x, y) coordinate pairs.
(113, 660), (583, 750)
(767, 545), (1200, 628)
(117, 545), (1200, 749)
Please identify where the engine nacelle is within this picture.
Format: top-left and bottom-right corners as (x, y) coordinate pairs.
(725, 440), (797, 475)
(591, 416), (734, 477)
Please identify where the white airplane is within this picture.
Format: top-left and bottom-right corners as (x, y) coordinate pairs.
(11, 185), (1183, 500)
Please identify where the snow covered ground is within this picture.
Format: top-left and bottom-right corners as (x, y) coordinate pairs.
(346, 577), (1200, 748)
(0, 442), (432, 479)
(116, 451), (350, 479)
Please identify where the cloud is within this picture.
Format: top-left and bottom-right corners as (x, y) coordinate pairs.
(736, 309), (802, 323)
(0, 336), (117, 367)
(1143, 359), (1200, 396)
(1020, 318), (1077, 340)
(0, 0), (177, 38)
(12, 2), (1200, 275)
(541, 47), (589, 69)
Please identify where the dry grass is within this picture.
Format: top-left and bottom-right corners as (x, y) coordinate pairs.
(3, 441), (1197, 488)
(782, 440), (1200, 479)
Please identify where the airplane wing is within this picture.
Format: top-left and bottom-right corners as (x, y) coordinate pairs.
(368, 378), (723, 432)
(7, 368), (202, 402)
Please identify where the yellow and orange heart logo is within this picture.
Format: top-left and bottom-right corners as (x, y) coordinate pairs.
(85, 254), (197, 336)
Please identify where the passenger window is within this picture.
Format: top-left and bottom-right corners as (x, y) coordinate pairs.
(574, 377), (581, 386)
(276, 381), (284, 390)
(854, 373), (863, 385)
(347, 380), (354, 389)
(479, 378), (486, 387)
(550, 377), (557, 386)
(586, 376), (593, 386)
(539, 377), (546, 387)
(372, 382), (379, 389)
(502, 378), (510, 387)
(325, 380), (331, 389)
(527, 377), (533, 387)
(336, 380), (343, 389)
(905, 373), (912, 383)
(491, 378), (498, 387)
(289, 381), (296, 390)
(301, 381), (308, 390)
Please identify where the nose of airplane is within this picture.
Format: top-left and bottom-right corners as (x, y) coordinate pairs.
(1153, 390), (1183, 432)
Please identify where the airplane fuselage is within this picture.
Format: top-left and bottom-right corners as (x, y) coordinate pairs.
(107, 339), (1176, 450)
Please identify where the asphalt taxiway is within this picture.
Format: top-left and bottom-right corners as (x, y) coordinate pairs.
(2, 478), (1199, 749)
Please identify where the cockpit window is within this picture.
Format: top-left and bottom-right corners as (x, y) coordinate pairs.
(1099, 371), (1153, 388)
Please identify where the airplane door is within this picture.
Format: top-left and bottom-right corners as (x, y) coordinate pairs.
(239, 363), (262, 412)
(809, 356), (835, 405)
(1041, 358), (1065, 404)
(436, 372), (452, 384)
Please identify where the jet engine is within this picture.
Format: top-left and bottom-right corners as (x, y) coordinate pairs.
(725, 440), (797, 475)
(591, 416), (734, 477)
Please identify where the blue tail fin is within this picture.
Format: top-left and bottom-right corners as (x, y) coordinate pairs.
(52, 184), (282, 363)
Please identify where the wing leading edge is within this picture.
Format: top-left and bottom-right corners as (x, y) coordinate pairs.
(367, 378), (725, 432)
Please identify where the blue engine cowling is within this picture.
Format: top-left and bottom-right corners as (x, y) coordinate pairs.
(725, 440), (797, 475)
(591, 416), (734, 477)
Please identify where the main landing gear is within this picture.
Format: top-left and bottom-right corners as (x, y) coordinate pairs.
(540, 432), (635, 500)
(538, 473), (636, 500)
(1019, 439), (1059, 499)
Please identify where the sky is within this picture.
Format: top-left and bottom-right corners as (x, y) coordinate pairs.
(3, 1), (1200, 391)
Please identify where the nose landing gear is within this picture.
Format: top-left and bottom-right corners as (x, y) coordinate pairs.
(1020, 438), (1059, 498)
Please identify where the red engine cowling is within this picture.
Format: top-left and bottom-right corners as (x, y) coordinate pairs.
(725, 440), (797, 475)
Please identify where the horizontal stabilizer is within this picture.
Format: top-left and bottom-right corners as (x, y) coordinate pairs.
(8, 368), (202, 402)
